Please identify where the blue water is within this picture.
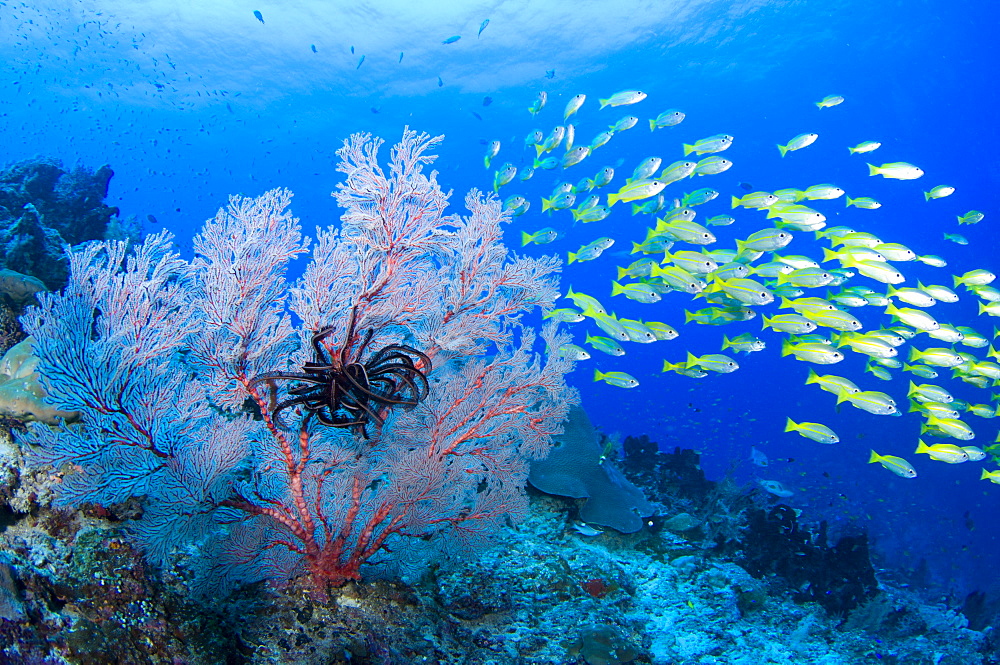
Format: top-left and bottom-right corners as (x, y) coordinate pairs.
(2, 0), (997, 603)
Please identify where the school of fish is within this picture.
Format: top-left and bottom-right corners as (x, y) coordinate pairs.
(484, 87), (998, 487)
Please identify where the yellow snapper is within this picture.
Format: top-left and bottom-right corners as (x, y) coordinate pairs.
(561, 146), (591, 168)
(593, 369), (639, 388)
(731, 192), (779, 209)
(923, 185), (955, 201)
(908, 346), (963, 367)
(557, 344), (590, 361)
(957, 210), (985, 225)
(644, 320), (680, 340)
(565, 287), (607, 315)
(955, 269), (996, 287)
(785, 418), (839, 443)
(683, 134), (734, 156)
(848, 140), (881, 154)
(492, 163), (518, 193)
(611, 281), (661, 304)
(710, 278), (774, 306)
(799, 184), (845, 200)
(660, 160), (698, 185)
(736, 228), (794, 252)
(598, 90), (647, 109)
(837, 390), (897, 415)
(920, 415), (974, 440)
(484, 140), (501, 168)
(563, 93), (586, 121)
(801, 308), (863, 331)
(761, 314), (816, 334)
(846, 196), (882, 209)
(781, 340), (844, 364)
(867, 162), (924, 180)
(568, 237), (614, 264)
(868, 450), (917, 478)
(816, 95), (845, 109)
(609, 116), (639, 133)
(649, 109), (685, 130)
(627, 157), (663, 182)
(607, 179), (666, 207)
(721, 333), (765, 353)
(981, 469), (1000, 484)
(693, 156), (733, 175)
(585, 333), (625, 356)
(886, 303), (939, 330)
(686, 352), (739, 373)
(521, 228), (559, 246)
(777, 133), (818, 157)
(805, 369), (860, 394)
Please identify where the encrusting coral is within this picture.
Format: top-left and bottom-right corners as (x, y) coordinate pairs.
(0, 337), (78, 425)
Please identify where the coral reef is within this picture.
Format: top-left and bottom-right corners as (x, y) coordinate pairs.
(0, 337), (78, 425)
(529, 405), (654, 533)
(0, 157), (136, 291)
(18, 129), (573, 596)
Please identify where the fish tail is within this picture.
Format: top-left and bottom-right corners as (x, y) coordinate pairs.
(730, 195), (741, 209)
(484, 156), (491, 169)
(866, 163), (879, 176)
(780, 339), (793, 357)
(846, 197), (854, 207)
(593, 369), (604, 382)
(598, 99), (610, 109)
(568, 252), (577, 264)
(848, 146), (856, 154)
(907, 347), (921, 363)
(923, 191), (931, 202)
(953, 275), (963, 288)
(607, 193), (620, 208)
(649, 119), (656, 131)
(915, 440), (931, 454)
(683, 144), (695, 157)
(534, 144), (546, 159)
(821, 247), (840, 263)
(816, 101), (824, 109)
(684, 310), (696, 324)
(520, 231), (533, 247)
(777, 144), (788, 158)
(631, 202), (642, 215)
(982, 469), (993, 480)
(616, 266), (628, 280)
(611, 281), (625, 297)
(867, 450), (880, 464)
(685, 351), (698, 366)
(541, 197), (552, 212)
(784, 417), (797, 432)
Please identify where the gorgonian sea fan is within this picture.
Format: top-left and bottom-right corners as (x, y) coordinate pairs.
(21, 128), (577, 594)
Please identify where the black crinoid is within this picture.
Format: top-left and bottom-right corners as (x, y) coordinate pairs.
(250, 306), (431, 438)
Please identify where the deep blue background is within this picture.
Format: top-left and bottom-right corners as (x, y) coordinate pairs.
(1, 0), (997, 601)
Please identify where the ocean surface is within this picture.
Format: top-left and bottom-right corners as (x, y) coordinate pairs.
(2, 0), (999, 654)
